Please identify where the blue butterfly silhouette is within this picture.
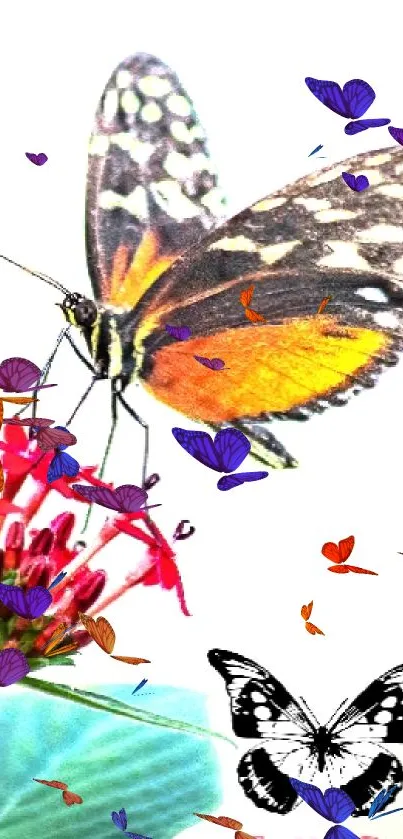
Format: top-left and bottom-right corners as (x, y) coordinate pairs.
(47, 426), (80, 483)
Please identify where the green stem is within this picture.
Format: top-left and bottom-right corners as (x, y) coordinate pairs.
(20, 675), (236, 747)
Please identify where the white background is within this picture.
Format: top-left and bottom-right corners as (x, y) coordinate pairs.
(1, 2), (403, 838)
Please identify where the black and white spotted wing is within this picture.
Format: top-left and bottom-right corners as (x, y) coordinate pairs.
(207, 649), (403, 816)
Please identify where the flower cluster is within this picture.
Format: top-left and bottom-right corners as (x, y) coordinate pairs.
(0, 423), (191, 673)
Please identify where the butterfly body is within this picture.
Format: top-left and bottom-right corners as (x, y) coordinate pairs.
(208, 648), (403, 816)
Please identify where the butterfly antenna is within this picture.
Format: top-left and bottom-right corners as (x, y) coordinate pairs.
(0, 254), (70, 294)
(326, 697), (350, 728)
(298, 695), (320, 728)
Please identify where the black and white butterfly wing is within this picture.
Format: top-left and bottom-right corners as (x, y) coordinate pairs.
(328, 662), (403, 816)
(207, 648), (318, 813)
(208, 649), (403, 816)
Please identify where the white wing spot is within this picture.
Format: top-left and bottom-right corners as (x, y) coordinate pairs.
(166, 93), (192, 117)
(318, 242), (371, 270)
(358, 225), (403, 244)
(254, 707), (273, 720)
(355, 287), (389, 303)
(98, 186), (149, 220)
(121, 90), (140, 115)
(250, 691), (269, 704)
(141, 101), (163, 123)
(363, 152), (391, 167)
(309, 166), (343, 187)
(103, 89), (119, 124)
(88, 134), (109, 157)
(373, 710), (393, 725)
(209, 235), (258, 253)
(116, 70), (132, 89)
(315, 209), (360, 222)
(201, 187), (227, 215)
(393, 255), (403, 274)
(251, 197), (287, 212)
(137, 75), (172, 97)
(294, 197), (331, 211)
(260, 241), (300, 264)
(111, 133), (154, 164)
(150, 180), (201, 220)
(376, 184), (403, 199)
(170, 120), (194, 144)
(374, 312), (400, 328)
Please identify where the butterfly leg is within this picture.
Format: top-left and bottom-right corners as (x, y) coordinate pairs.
(116, 389), (150, 488)
(65, 376), (98, 427)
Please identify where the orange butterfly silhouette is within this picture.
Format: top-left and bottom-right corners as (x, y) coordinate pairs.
(194, 813), (256, 839)
(79, 613), (150, 665)
(42, 623), (79, 658)
(300, 600), (325, 635)
(33, 778), (83, 806)
(317, 295), (332, 314)
(0, 397), (36, 491)
(321, 536), (377, 575)
(239, 285), (266, 323)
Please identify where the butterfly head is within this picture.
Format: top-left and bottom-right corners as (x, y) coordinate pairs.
(59, 293), (98, 329)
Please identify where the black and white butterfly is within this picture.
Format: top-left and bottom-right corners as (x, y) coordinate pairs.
(207, 648), (403, 816)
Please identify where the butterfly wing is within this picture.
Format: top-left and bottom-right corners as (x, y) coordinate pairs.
(217, 471), (269, 490)
(326, 662), (403, 815)
(79, 613), (116, 653)
(338, 535), (355, 561)
(342, 80), (376, 118)
(86, 53), (226, 308)
(47, 451), (80, 483)
(214, 428), (251, 472)
(207, 649), (316, 813)
(138, 144), (403, 471)
(36, 427), (77, 453)
(114, 484), (148, 512)
(389, 126), (403, 146)
(345, 118), (390, 135)
(171, 427), (222, 470)
(0, 582), (51, 618)
(305, 78), (349, 117)
(72, 484), (121, 511)
(0, 357), (42, 392)
(0, 648), (29, 686)
(111, 808), (128, 831)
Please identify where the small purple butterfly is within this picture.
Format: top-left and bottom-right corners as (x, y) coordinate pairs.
(305, 77), (376, 118)
(71, 483), (161, 513)
(165, 324), (191, 341)
(25, 152), (48, 166)
(0, 648), (30, 686)
(194, 355), (226, 370)
(111, 807), (151, 839)
(388, 126), (403, 146)
(344, 118), (390, 135)
(3, 417), (77, 452)
(0, 582), (52, 619)
(341, 172), (369, 192)
(0, 357), (55, 392)
(172, 427), (269, 491)
(47, 426), (80, 483)
(289, 779), (360, 839)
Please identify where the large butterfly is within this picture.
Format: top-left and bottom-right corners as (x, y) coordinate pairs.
(207, 648), (403, 817)
(2, 57), (403, 480)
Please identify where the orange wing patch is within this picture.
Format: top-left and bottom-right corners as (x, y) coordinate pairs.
(144, 316), (392, 422)
(108, 234), (178, 308)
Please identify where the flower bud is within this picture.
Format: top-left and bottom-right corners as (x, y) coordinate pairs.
(4, 520), (25, 569)
(51, 512), (75, 549)
(73, 569), (106, 612)
(19, 554), (56, 588)
(28, 527), (53, 557)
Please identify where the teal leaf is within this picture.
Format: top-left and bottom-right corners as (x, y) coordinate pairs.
(0, 682), (226, 838)
(20, 676), (235, 743)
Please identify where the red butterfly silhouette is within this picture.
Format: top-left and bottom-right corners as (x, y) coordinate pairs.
(321, 536), (377, 575)
(33, 777), (83, 805)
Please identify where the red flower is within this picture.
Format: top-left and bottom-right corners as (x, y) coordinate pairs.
(0, 422), (193, 666)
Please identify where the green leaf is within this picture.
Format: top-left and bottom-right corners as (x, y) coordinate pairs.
(21, 676), (236, 745)
(0, 619), (8, 646)
(27, 655), (79, 670)
(18, 629), (39, 653)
